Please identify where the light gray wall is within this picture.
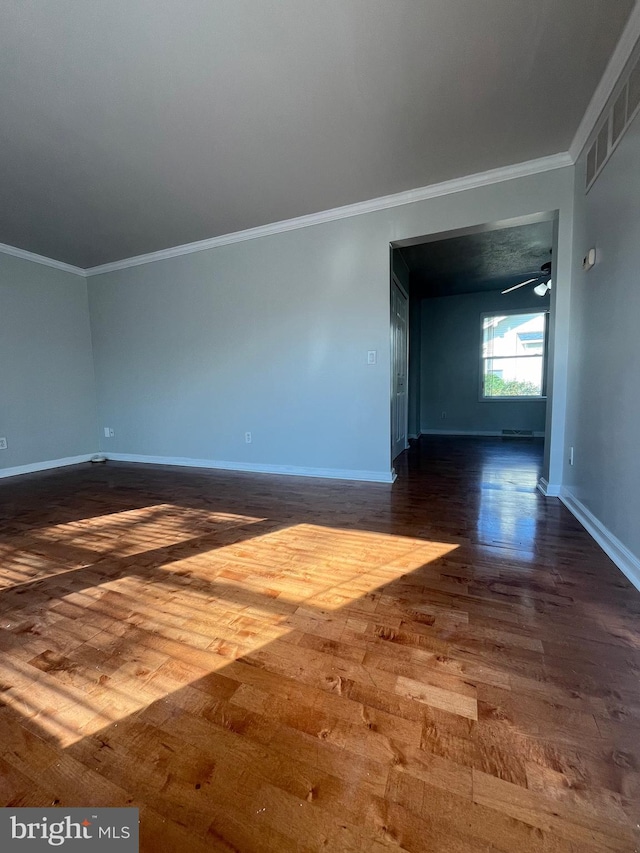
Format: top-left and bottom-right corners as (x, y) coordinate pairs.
(88, 166), (575, 480)
(0, 254), (97, 471)
(564, 110), (640, 561)
(419, 287), (549, 434)
(88, 228), (391, 476)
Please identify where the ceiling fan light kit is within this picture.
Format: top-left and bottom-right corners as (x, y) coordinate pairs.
(500, 255), (553, 297)
(533, 280), (552, 297)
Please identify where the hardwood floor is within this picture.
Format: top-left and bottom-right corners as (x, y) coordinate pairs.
(0, 437), (639, 852)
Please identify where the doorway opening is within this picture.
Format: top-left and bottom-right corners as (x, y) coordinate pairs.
(390, 211), (558, 475)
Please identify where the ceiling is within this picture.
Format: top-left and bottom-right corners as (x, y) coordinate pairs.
(397, 221), (554, 298)
(0, 1), (634, 269)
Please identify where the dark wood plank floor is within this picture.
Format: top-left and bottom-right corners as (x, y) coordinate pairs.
(1, 437), (639, 852)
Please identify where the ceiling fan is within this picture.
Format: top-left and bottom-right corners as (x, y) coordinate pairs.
(501, 260), (552, 297)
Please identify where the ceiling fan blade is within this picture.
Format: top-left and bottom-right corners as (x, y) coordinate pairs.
(501, 277), (537, 295)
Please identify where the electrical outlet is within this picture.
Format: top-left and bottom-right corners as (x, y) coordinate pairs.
(245, 432), (252, 444)
(0, 437), (7, 450)
(104, 427), (115, 438)
(367, 350), (377, 365)
(441, 412), (446, 419)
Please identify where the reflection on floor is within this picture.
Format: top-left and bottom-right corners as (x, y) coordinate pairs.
(0, 436), (639, 852)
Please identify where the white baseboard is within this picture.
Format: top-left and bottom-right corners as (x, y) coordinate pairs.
(560, 487), (640, 593)
(537, 477), (561, 497)
(105, 453), (395, 484)
(0, 454), (94, 480)
(420, 429), (545, 438)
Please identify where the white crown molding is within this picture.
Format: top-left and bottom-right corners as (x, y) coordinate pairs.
(0, 152), (572, 277)
(0, 454), (94, 479)
(84, 152), (572, 277)
(0, 242), (86, 277)
(560, 487), (640, 593)
(105, 452), (395, 483)
(569, 1), (640, 163)
(1, 0), (638, 282)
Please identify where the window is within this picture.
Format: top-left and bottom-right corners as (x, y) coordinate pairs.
(481, 311), (547, 399)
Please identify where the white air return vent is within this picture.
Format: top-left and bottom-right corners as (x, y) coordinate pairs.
(596, 123), (609, 172)
(501, 429), (534, 440)
(586, 51), (640, 192)
(612, 85), (627, 146)
(586, 139), (598, 187)
(628, 56), (640, 118)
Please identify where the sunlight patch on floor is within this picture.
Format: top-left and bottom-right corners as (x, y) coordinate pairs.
(1, 522), (458, 747)
(0, 504), (265, 590)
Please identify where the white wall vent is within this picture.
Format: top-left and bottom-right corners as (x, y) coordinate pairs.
(586, 139), (598, 186)
(612, 86), (627, 145)
(596, 124), (609, 172)
(501, 429), (534, 439)
(586, 50), (640, 192)
(628, 58), (640, 117)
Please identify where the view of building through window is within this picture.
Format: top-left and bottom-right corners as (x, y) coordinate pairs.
(481, 311), (547, 398)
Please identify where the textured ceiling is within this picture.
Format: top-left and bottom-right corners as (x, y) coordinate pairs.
(0, 1), (633, 268)
(398, 221), (555, 298)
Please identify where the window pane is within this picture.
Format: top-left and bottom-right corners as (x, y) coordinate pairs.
(483, 313), (546, 358)
(483, 356), (543, 397)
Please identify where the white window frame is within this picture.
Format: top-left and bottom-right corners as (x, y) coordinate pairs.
(479, 308), (549, 402)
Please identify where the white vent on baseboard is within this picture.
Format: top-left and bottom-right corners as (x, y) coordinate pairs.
(586, 50), (640, 192)
(501, 429), (534, 439)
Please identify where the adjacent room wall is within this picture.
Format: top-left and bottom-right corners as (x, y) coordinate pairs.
(419, 287), (549, 435)
(87, 166), (574, 482)
(0, 253), (97, 475)
(563, 109), (640, 577)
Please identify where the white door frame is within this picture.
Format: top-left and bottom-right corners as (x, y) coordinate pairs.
(391, 273), (410, 461)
